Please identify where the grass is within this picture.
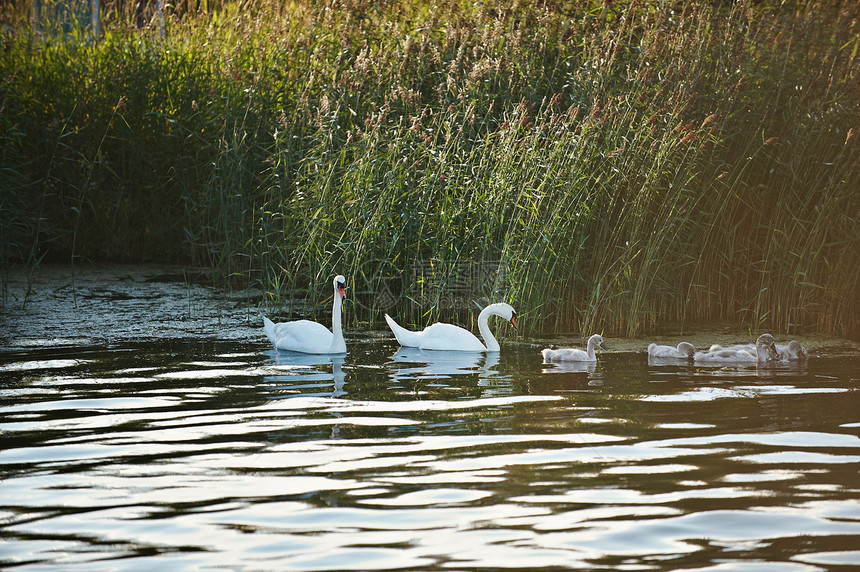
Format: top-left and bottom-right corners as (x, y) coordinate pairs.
(1, 0), (858, 338)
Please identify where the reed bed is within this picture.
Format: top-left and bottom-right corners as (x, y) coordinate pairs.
(1, 0), (858, 338)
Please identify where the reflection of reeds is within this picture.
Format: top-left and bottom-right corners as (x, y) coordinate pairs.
(1, 0), (858, 337)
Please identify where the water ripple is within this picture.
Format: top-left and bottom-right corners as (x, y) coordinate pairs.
(1, 336), (858, 571)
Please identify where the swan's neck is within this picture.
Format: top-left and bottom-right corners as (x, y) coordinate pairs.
(755, 339), (770, 362)
(477, 306), (498, 351)
(330, 292), (345, 352)
(586, 338), (596, 360)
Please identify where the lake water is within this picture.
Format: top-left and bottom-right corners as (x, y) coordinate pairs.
(2, 266), (859, 571)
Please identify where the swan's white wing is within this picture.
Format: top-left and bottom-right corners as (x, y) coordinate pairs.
(416, 323), (486, 351)
(649, 343), (695, 358)
(724, 344), (754, 351)
(735, 349), (758, 361)
(542, 347), (593, 362)
(266, 319), (335, 354)
(708, 343), (754, 352)
(542, 348), (562, 361)
(648, 344), (676, 357)
(694, 348), (756, 363)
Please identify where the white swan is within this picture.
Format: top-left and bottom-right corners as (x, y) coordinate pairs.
(694, 333), (779, 364)
(778, 340), (808, 360)
(542, 334), (608, 362)
(263, 275), (347, 354)
(384, 302), (518, 352)
(647, 342), (695, 359)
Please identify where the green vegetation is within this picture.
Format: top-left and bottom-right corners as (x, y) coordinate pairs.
(1, 0), (858, 337)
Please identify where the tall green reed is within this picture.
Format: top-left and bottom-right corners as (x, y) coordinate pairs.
(2, 0), (858, 337)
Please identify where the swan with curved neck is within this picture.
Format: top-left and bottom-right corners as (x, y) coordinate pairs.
(694, 333), (779, 363)
(542, 334), (608, 362)
(384, 303), (517, 352)
(648, 342), (695, 359)
(263, 275), (347, 354)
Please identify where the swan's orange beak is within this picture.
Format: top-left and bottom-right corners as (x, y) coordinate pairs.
(338, 283), (347, 300)
(510, 315), (519, 332)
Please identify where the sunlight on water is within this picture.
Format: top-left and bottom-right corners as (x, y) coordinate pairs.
(1, 332), (857, 572)
(1, 268), (858, 570)
(0, 359), (93, 371)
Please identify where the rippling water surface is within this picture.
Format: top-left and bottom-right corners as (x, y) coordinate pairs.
(1, 266), (859, 571)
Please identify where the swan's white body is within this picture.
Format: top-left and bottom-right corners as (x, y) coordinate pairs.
(263, 275), (347, 354)
(384, 303), (517, 352)
(647, 342), (695, 359)
(708, 343), (755, 352)
(694, 334), (779, 364)
(778, 340), (808, 360)
(542, 334), (608, 362)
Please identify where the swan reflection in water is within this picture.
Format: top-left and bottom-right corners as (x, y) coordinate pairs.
(647, 352), (697, 367)
(389, 348), (509, 395)
(264, 349), (346, 397)
(541, 360), (597, 374)
(753, 358), (809, 378)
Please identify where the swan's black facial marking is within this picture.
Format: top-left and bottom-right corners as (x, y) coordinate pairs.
(337, 280), (347, 300)
(509, 311), (519, 332)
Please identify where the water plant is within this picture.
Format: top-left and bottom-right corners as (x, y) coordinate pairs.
(1, 0), (858, 337)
